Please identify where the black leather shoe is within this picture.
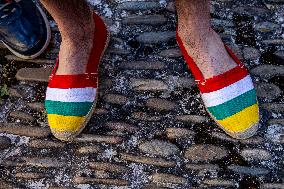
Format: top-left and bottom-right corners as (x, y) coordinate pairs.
(0, 0), (51, 59)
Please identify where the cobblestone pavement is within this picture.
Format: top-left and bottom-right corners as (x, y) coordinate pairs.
(0, 0), (284, 188)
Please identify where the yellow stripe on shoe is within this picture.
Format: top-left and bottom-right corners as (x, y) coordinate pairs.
(48, 114), (86, 134)
(217, 104), (259, 133)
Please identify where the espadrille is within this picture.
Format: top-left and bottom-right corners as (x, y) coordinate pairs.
(45, 12), (110, 141)
(176, 31), (259, 139)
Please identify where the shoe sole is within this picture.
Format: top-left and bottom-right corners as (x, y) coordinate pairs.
(53, 15), (111, 142)
(1, 3), (51, 60)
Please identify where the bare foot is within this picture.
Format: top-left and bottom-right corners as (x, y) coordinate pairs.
(178, 27), (237, 79)
(56, 18), (95, 75)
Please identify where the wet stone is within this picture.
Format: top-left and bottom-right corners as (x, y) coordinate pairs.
(122, 15), (167, 25)
(240, 149), (272, 161)
(184, 145), (228, 162)
(132, 112), (161, 122)
(74, 177), (128, 186)
(120, 153), (176, 168)
(0, 136), (12, 150)
(23, 157), (66, 168)
(176, 115), (208, 123)
(107, 48), (130, 55)
(27, 102), (45, 111)
(212, 18), (235, 27)
(139, 139), (180, 157)
(159, 48), (182, 58)
(75, 134), (124, 144)
(265, 124), (284, 144)
(136, 31), (176, 44)
(233, 6), (270, 16)
(166, 128), (195, 139)
(89, 162), (128, 173)
(0, 123), (50, 138)
(0, 181), (16, 189)
(8, 88), (22, 98)
(274, 50), (284, 60)
(28, 139), (65, 149)
(119, 61), (166, 70)
(146, 98), (177, 111)
(261, 39), (284, 45)
(251, 65), (284, 79)
(16, 67), (53, 82)
(243, 47), (260, 60)
(130, 79), (168, 91)
(227, 165), (270, 176)
(261, 183), (284, 189)
(76, 145), (101, 155)
(150, 173), (187, 185)
(167, 76), (195, 89)
(106, 122), (138, 133)
(185, 164), (220, 171)
(118, 1), (160, 11)
(268, 119), (284, 125)
(9, 111), (35, 122)
(262, 103), (284, 113)
(255, 21), (280, 33)
(202, 179), (236, 187)
(15, 172), (46, 179)
(256, 82), (281, 101)
(104, 94), (129, 105)
(212, 131), (265, 144)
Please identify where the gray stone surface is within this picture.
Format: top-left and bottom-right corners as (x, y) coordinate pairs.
(184, 145), (228, 162)
(0, 0), (283, 188)
(139, 140), (180, 157)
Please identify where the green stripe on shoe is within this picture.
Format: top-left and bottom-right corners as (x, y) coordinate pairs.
(207, 89), (257, 120)
(45, 100), (93, 116)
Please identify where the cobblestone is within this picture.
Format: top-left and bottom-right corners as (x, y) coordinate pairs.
(146, 98), (177, 111)
(9, 111), (35, 122)
(150, 173), (187, 185)
(251, 65), (284, 79)
(139, 140), (180, 157)
(0, 0), (283, 188)
(0, 123), (50, 137)
(256, 82), (281, 101)
(227, 165), (270, 176)
(130, 79), (168, 91)
(136, 32), (176, 44)
(184, 145), (228, 162)
(240, 148), (272, 161)
(120, 153), (176, 167)
(16, 67), (52, 82)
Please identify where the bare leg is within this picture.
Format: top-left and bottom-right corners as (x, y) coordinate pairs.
(40, 0), (94, 75)
(176, 0), (237, 79)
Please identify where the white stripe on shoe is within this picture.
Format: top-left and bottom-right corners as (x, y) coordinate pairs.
(201, 75), (254, 107)
(46, 87), (97, 102)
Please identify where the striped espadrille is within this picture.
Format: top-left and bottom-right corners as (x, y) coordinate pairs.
(45, 13), (110, 141)
(176, 32), (259, 139)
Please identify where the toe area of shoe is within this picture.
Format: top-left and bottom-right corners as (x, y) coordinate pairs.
(47, 114), (86, 141)
(216, 104), (260, 139)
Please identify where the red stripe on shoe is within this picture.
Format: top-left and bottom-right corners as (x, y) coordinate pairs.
(87, 12), (109, 73)
(176, 30), (249, 93)
(176, 31), (204, 82)
(198, 65), (248, 93)
(48, 74), (98, 89)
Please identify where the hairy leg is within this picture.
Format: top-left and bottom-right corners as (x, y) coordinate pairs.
(175, 0), (237, 79)
(40, 0), (94, 74)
